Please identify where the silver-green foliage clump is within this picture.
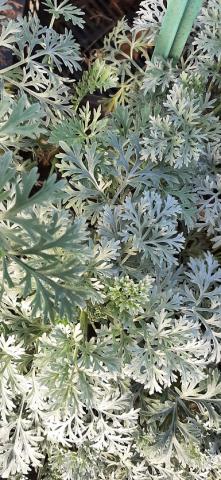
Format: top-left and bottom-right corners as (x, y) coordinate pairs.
(0, 0), (221, 479)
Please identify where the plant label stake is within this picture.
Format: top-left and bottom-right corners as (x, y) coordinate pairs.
(153, 0), (204, 61)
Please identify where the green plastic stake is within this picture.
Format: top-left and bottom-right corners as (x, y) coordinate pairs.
(153, 0), (189, 60)
(169, 0), (204, 60)
(152, 0), (203, 62)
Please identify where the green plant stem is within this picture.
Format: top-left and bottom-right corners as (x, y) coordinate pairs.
(111, 178), (128, 204)
(0, 52), (46, 76)
(49, 14), (56, 29)
(213, 103), (221, 116)
(118, 51), (144, 75)
(80, 309), (88, 339)
(2, 75), (61, 107)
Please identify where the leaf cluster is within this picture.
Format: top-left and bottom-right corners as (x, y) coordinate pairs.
(0, 1), (221, 479)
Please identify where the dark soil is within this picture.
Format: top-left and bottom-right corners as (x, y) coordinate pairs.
(35, 0), (142, 52)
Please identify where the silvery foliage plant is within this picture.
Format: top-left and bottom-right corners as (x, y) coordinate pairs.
(0, 0), (221, 479)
